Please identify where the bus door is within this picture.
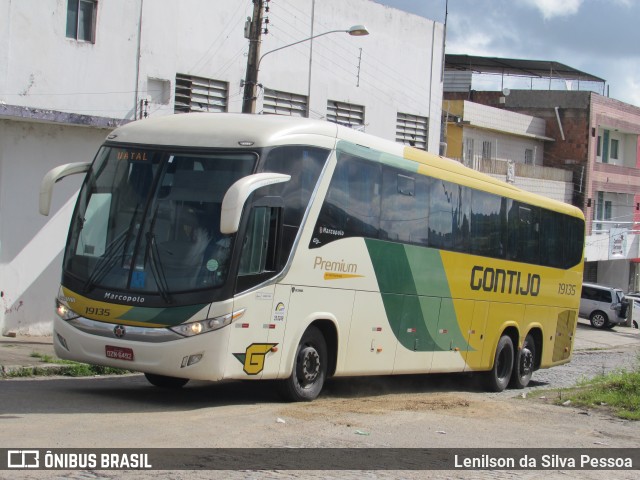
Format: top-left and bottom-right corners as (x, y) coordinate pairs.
(226, 284), (276, 379)
(226, 201), (284, 380)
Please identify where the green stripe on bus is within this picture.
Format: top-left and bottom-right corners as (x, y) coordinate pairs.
(365, 239), (470, 352)
(336, 141), (420, 174)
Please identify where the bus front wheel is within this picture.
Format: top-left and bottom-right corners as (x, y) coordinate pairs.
(144, 373), (189, 389)
(485, 335), (514, 392)
(509, 334), (535, 389)
(278, 326), (327, 402)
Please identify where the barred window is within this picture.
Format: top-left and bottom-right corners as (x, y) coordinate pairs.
(263, 88), (307, 117)
(174, 74), (228, 113)
(327, 100), (365, 130)
(396, 113), (429, 150)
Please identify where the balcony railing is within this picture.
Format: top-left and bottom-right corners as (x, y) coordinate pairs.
(455, 157), (573, 182)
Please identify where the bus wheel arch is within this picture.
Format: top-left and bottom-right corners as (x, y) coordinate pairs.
(278, 322), (333, 402)
(310, 319), (338, 377)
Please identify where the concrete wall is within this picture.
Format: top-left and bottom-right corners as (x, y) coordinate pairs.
(0, 0), (142, 118)
(0, 120), (109, 334)
(594, 259), (631, 292)
(1, 0), (443, 152)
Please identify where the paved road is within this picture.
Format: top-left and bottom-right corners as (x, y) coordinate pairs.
(0, 319), (638, 479)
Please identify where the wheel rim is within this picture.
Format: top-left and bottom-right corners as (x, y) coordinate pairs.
(520, 346), (534, 377)
(296, 345), (320, 388)
(592, 314), (606, 328)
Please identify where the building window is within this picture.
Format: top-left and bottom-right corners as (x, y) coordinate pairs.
(327, 100), (365, 130)
(464, 138), (475, 168)
(602, 130), (610, 163)
(66, 0), (97, 42)
(396, 113), (429, 150)
(263, 88), (307, 117)
(596, 135), (601, 157)
(610, 138), (619, 160)
(174, 74), (228, 113)
(482, 141), (492, 161)
(524, 148), (533, 165)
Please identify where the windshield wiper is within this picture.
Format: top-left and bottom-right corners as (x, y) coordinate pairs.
(142, 205), (172, 303)
(82, 231), (128, 293)
(146, 232), (173, 304)
(82, 203), (142, 294)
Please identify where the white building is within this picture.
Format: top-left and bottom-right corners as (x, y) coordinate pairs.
(0, 0), (444, 334)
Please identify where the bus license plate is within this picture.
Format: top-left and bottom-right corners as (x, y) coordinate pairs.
(105, 345), (134, 361)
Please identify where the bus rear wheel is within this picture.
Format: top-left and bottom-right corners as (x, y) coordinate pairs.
(509, 334), (535, 389)
(144, 373), (189, 389)
(278, 326), (327, 402)
(485, 335), (514, 392)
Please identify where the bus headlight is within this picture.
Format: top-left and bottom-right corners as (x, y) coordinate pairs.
(55, 299), (79, 321)
(169, 309), (245, 337)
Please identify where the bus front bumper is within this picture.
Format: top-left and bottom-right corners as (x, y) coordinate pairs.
(53, 316), (230, 381)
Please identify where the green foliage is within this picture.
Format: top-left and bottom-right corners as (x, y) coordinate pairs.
(552, 364), (640, 421)
(4, 352), (131, 378)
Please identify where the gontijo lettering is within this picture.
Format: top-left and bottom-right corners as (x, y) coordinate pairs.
(470, 265), (541, 296)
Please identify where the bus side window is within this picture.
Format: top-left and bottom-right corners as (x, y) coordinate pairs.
(236, 206), (282, 292)
(470, 189), (505, 258)
(312, 153), (381, 246)
(380, 168), (429, 245)
(428, 180), (469, 252)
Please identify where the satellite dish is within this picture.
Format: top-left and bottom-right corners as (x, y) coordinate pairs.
(502, 88), (511, 96)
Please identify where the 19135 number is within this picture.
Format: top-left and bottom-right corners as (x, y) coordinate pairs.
(558, 283), (576, 295)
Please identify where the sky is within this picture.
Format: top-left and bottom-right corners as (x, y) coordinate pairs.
(379, 0), (640, 107)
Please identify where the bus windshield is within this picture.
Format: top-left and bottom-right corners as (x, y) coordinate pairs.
(64, 146), (257, 297)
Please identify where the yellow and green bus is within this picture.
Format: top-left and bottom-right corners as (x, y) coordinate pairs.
(40, 113), (584, 401)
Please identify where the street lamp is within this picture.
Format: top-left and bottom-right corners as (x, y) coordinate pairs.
(242, 25), (369, 113)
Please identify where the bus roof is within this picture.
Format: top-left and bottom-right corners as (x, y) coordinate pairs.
(107, 113), (340, 149)
(106, 113), (584, 220)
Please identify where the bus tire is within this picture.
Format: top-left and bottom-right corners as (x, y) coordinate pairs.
(278, 326), (327, 402)
(144, 373), (189, 389)
(485, 335), (514, 392)
(509, 334), (535, 389)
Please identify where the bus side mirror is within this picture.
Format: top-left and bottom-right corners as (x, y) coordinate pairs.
(39, 162), (91, 216)
(220, 173), (290, 234)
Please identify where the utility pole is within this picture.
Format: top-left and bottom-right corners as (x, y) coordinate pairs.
(242, 0), (264, 114)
